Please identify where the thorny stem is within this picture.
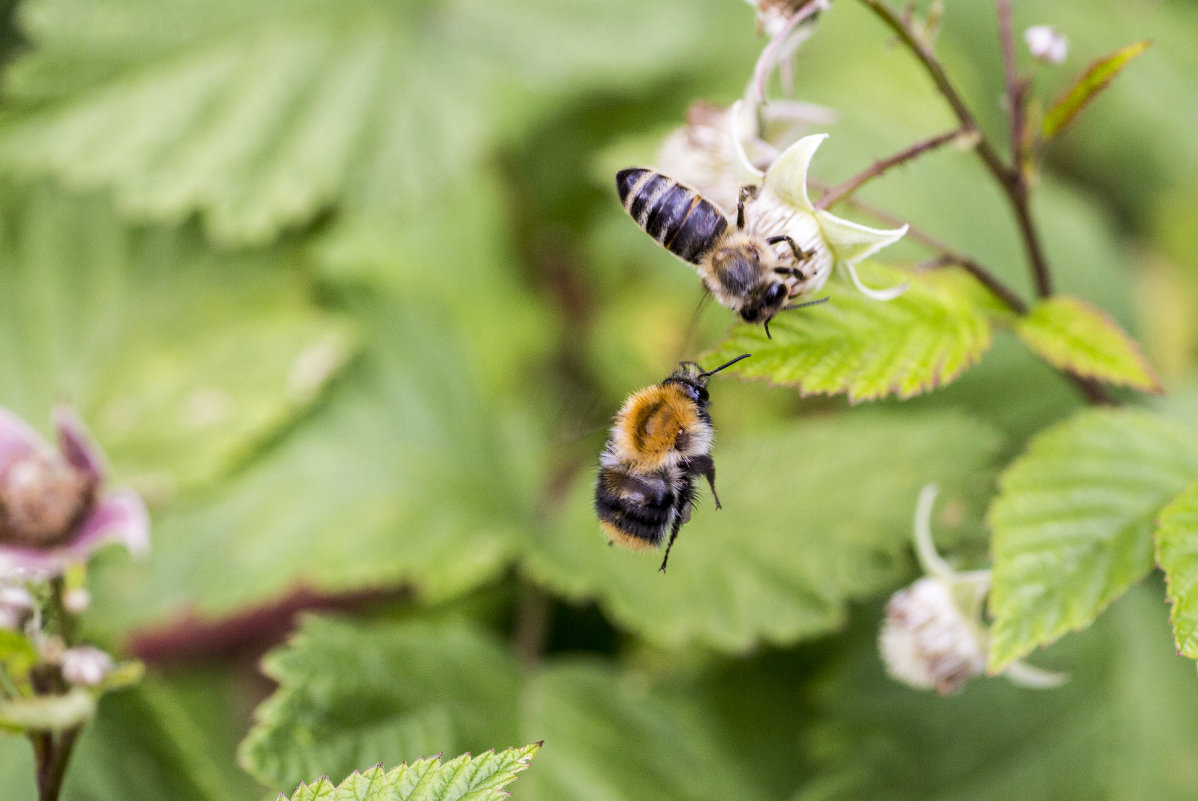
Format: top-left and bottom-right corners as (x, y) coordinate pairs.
(856, 0), (1054, 298)
(814, 128), (963, 211)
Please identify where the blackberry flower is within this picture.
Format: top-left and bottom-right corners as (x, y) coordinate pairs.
(0, 405), (148, 576)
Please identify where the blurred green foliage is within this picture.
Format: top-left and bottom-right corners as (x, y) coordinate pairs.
(1, 0), (1197, 799)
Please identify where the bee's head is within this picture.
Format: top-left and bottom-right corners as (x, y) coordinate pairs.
(663, 355), (751, 403)
(738, 282), (790, 333)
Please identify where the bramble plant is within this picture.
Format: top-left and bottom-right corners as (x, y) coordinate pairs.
(0, 0), (1195, 799)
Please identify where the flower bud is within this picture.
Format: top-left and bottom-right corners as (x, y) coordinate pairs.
(0, 584), (34, 630)
(1024, 25), (1068, 65)
(879, 577), (987, 695)
(61, 646), (114, 687)
(63, 587), (91, 614)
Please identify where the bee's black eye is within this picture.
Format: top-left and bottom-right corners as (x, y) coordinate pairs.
(765, 283), (788, 306)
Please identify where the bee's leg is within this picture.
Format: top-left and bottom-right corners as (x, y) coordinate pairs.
(773, 266), (807, 280)
(766, 235), (814, 264)
(659, 509), (687, 573)
(736, 184), (760, 230)
(683, 454), (720, 509)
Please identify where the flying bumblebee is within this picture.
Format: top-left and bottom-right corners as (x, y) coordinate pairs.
(617, 168), (826, 336)
(594, 354), (749, 572)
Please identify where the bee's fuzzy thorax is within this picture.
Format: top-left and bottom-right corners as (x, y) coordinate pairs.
(608, 383), (713, 471)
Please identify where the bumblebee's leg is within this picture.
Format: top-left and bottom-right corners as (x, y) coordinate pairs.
(683, 454), (720, 509)
(659, 513), (686, 573)
(736, 184), (760, 230)
(773, 265), (807, 280)
(766, 234), (814, 264)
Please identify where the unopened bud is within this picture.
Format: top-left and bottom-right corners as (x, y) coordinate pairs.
(61, 646), (114, 687)
(879, 577), (986, 695)
(63, 587), (91, 614)
(1024, 25), (1068, 65)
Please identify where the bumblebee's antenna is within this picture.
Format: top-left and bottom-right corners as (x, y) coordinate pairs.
(699, 353), (751, 378)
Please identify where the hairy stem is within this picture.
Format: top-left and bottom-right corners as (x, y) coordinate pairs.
(814, 128), (962, 211)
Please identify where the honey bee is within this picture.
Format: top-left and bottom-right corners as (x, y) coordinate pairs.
(617, 168), (826, 336)
(594, 354), (750, 572)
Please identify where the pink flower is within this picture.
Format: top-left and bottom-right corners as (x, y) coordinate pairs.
(0, 405), (148, 576)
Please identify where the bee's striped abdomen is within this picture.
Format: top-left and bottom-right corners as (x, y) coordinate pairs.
(617, 168), (728, 264)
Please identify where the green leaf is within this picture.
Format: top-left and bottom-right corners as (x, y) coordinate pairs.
(516, 662), (753, 801)
(1014, 295), (1161, 392)
(988, 408), (1198, 673)
(1043, 40), (1152, 141)
(240, 617), (522, 791)
(526, 409), (1002, 652)
(0, 0), (716, 246)
(0, 182), (356, 493)
(283, 745), (540, 801)
(241, 616), (765, 801)
(798, 583), (1198, 801)
(1154, 480), (1198, 662)
(702, 265), (993, 403)
(88, 290), (538, 635)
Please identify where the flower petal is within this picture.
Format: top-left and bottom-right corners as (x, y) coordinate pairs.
(53, 405), (105, 482)
(1002, 659), (1070, 687)
(728, 100), (766, 184)
(763, 133), (827, 211)
(72, 489), (150, 559)
(0, 406), (47, 471)
(842, 258), (911, 301)
(813, 208), (908, 266)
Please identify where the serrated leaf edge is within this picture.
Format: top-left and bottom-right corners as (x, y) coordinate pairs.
(279, 744), (541, 801)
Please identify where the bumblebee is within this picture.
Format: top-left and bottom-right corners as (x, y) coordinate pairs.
(617, 168), (825, 336)
(594, 354), (749, 572)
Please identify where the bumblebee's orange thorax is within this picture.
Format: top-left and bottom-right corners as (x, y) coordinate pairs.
(611, 384), (708, 470)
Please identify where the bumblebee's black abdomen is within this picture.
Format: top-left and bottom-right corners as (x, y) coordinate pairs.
(594, 465), (678, 548)
(617, 168), (728, 264)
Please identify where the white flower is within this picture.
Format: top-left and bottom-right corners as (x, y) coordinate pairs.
(1025, 25), (1068, 65)
(879, 485), (1068, 694)
(881, 576), (987, 694)
(655, 99), (834, 217)
(736, 128), (910, 300)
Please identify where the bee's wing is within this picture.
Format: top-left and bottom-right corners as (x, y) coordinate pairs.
(677, 285), (716, 360)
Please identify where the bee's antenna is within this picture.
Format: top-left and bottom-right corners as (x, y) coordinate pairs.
(782, 296), (830, 311)
(763, 318), (773, 339)
(699, 353), (751, 378)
